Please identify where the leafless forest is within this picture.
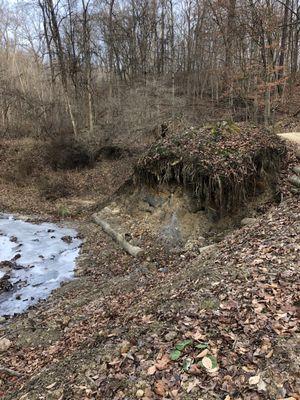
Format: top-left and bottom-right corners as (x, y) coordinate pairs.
(0, 0), (300, 141)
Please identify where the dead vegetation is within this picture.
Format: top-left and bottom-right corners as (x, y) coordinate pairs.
(136, 122), (287, 216)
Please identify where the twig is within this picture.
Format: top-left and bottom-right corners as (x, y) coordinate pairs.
(0, 366), (23, 377)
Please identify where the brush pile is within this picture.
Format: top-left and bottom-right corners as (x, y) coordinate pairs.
(136, 122), (286, 214)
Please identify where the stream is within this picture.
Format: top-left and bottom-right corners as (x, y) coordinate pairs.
(0, 214), (82, 316)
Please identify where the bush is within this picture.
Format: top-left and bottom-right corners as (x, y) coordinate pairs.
(38, 175), (74, 201)
(45, 135), (93, 170)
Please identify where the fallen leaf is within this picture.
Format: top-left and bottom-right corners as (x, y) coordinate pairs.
(147, 365), (157, 375)
(154, 380), (166, 397)
(196, 348), (209, 358)
(46, 382), (57, 390)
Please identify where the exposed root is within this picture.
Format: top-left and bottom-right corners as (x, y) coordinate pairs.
(135, 123), (286, 215)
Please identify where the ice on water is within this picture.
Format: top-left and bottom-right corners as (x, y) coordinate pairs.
(0, 214), (82, 316)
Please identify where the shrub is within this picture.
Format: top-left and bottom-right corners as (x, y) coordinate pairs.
(45, 135), (93, 170)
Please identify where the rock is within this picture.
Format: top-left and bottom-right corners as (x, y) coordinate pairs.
(0, 338), (11, 352)
(136, 389), (144, 398)
(0, 316), (6, 324)
(143, 195), (163, 208)
(158, 267), (168, 273)
(0, 273), (12, 292)
(61, 235), (73, 244)
(160, 213), (182, 247)
(199, 244), (216, 255)
(241, 217), (258, 226)
(138, 201), (153, 213)
(164, 331), (177, 341)
(184, 237), (205, 252)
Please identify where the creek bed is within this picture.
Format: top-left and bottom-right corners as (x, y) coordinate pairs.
(0, 214), (82, 316)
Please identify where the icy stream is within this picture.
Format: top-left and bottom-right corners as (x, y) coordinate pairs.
(0, 214), (82, 316)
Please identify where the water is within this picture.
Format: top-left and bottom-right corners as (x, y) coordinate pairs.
(0, 214), (82, 316)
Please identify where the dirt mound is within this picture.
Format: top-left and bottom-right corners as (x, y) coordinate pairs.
(136, 122), (286, 215)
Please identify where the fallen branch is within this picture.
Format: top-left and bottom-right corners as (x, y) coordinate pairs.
(288, 175), (300, 188)
(92, 214), (143, 257)
(0, 366), (23, 377)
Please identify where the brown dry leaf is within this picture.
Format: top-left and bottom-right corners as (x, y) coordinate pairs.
(147, 365), (157, 375)
(170, 389), (180, 399)
(196, 349), (209, 358)
(242, 366), (256, 373)
(191, 329), (205, 340)
(154, 380), (166, 397)
(155, 354), (169, 370)
(46, 382), (57, 390)
(189, 364), (202, 375)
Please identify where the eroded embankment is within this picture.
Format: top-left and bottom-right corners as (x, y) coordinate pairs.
(135, 122), (286, 216)
(92, 123), (288, 254)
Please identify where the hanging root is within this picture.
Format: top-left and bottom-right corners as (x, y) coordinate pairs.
(135, 123), (286, 215)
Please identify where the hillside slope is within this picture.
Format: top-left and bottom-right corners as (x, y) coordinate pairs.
(0, 131), (299, 400)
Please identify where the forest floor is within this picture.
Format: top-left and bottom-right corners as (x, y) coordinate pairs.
(0, 131), (299, 400)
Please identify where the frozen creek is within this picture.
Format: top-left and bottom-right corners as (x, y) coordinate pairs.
(0, 214), (82, 316)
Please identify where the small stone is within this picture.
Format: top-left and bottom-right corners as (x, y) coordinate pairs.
(241, 217), (258, 226)
(164, 331), (177, 341)
(199, 244), (216, 254)
(0, 317), (6, 324)
(0, 338), (11, 352)
(136, 389), (144, 398)
(158, 267), (168, 273)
